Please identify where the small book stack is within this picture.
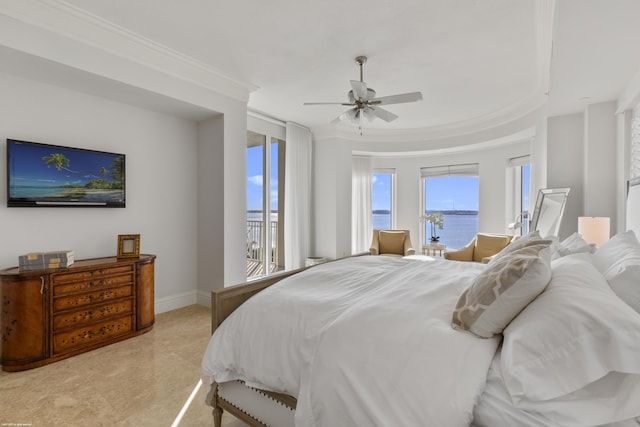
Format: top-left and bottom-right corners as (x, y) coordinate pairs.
(18, 250), (75, 271)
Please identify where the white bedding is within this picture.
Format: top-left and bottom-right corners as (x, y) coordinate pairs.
(473, 352), (640, 427)
(202, 255), (500, 427)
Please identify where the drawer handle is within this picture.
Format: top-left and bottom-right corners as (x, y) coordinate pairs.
(40, 276), (46, 294)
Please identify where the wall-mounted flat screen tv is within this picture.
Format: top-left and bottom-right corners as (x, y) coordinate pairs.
(6, 139), (125, 207)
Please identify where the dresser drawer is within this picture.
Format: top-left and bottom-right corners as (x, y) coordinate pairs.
(53, 315), (133, 354)
(52, 272), (134, 296)
(53, 285), (133, 312)
(52, 265), (134, 285)
(53, 299), (134, 331)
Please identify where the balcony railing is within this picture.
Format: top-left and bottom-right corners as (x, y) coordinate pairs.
(246, 220), (281, 278)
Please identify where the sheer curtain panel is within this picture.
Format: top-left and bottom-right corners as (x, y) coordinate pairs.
(632, 108), (640, 179)
(284, 122), (312, 269)
(352, 156), (373, 253)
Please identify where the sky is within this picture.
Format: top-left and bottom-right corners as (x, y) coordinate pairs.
(373, 173), (480, 212)
(9, 140), (123, 187)
(424, 176), (479, 211)
(247, 143), (278, 211)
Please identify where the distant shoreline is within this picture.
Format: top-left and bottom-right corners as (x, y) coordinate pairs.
(374, 210), (478, 216)
(247, 210), (479, 216)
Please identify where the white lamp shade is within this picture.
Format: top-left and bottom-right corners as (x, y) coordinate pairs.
(578, 217), (610, 247)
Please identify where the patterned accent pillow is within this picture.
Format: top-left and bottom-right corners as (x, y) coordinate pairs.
(452, 244), (551, 338)
(378, 231), (405, 255)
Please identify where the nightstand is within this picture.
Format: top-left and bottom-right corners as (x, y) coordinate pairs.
(422, 243), (446, 256)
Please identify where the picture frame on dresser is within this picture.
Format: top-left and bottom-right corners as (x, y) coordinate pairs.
(118, 234), (140, 258)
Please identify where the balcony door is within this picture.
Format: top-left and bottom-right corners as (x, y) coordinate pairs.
(247, 130), (285, 278)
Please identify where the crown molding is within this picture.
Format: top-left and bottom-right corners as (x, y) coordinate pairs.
(0, 0), (256, 103)
(312, 88), (547, 144)
(351, 127), (535, 158)
(313, 0), (555, 145)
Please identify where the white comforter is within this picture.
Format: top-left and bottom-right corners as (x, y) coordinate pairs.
(202, 255), (500, 427)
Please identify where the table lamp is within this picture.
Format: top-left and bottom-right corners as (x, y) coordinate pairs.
(578, 217), (610, 247)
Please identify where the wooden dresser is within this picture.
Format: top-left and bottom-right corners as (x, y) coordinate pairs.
(0, 254), (155, 372)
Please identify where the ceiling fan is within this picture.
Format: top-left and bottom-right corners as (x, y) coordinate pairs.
(304, 55), (423, 124)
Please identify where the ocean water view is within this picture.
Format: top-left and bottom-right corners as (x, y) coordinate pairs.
(374, 213), (478, 250)
(247, 211), (479, 252)
(10, 186), (70, 198)
(11, 186), (124, 202)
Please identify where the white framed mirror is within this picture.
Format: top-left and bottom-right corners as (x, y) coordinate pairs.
(530, 188), (570, 238)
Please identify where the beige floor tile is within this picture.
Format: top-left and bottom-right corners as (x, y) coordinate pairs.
(0, 305), (248, 427)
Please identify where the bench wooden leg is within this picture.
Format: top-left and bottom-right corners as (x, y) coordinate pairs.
(213, 405), (223, 427)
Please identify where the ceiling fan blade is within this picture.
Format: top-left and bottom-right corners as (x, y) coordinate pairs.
(370, 91), (423, 105)
(363, 107), (377, 122)
(304, 102), (355, 106)
(350, 80), (368, 100)
(370, 106), (399, 122)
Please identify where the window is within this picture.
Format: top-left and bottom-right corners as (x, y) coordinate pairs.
(509, 156), (531, 236)
(372, 170), (394, 230)
(246, 130), (285, 278)
(421, 164), (479, 250)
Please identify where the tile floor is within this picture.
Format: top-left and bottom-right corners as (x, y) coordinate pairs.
(0, 305), (248, 427)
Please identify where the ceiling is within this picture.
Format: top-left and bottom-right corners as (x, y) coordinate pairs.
(30, 0), (640, 131)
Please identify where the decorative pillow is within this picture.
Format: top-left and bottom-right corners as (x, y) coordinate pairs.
(378, 231), (405, 255)
(473, 233), (513, 262)
(451, 244), (551, 338)
(500, 253), (640, 426)
(592, 230), (640, 275)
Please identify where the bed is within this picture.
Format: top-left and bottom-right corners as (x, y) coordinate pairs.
(202, 179), (640, 427)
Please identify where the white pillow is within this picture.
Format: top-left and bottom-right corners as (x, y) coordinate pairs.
(549, 233), (597, 260)
(489, 230), (549, 264)
(601, 240), (640, 315)
(451, 244), (551, 338)
(592, 230), (640, 276)
(560, 232), (596, 257)
(500, 254), (640, 426)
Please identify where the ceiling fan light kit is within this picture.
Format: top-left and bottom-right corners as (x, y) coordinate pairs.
(304, 55), (423, 125)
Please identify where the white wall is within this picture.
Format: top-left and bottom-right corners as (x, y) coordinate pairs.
(547, 113), (584, 239)
(0, 72), (199, 312)
(584, 102), (618, 231)
(543, 102), (621, 238)
(312, 137), (353, 259)
(197, 115), (225, 300)
(371, 141), (531, 249)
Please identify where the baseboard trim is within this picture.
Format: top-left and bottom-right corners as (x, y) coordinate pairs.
(154, 290), (213, 314)
(154, 291), (198, 314)
(196, 290), (212, 308)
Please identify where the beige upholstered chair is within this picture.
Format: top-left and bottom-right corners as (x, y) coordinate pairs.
(444, 233), (515, 263)
(370, 229), (416, 256)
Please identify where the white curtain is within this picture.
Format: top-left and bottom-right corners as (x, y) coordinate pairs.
(352, 156), (373, 253)
(284, 122), (312, 270)
(632, 107), (640, 179)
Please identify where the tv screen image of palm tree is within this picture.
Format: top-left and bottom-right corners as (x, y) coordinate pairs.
(9, 142), (124, 203)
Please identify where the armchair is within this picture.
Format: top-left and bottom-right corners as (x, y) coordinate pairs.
(370, 230), (415, 257)
(444, 233), (514, 263)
